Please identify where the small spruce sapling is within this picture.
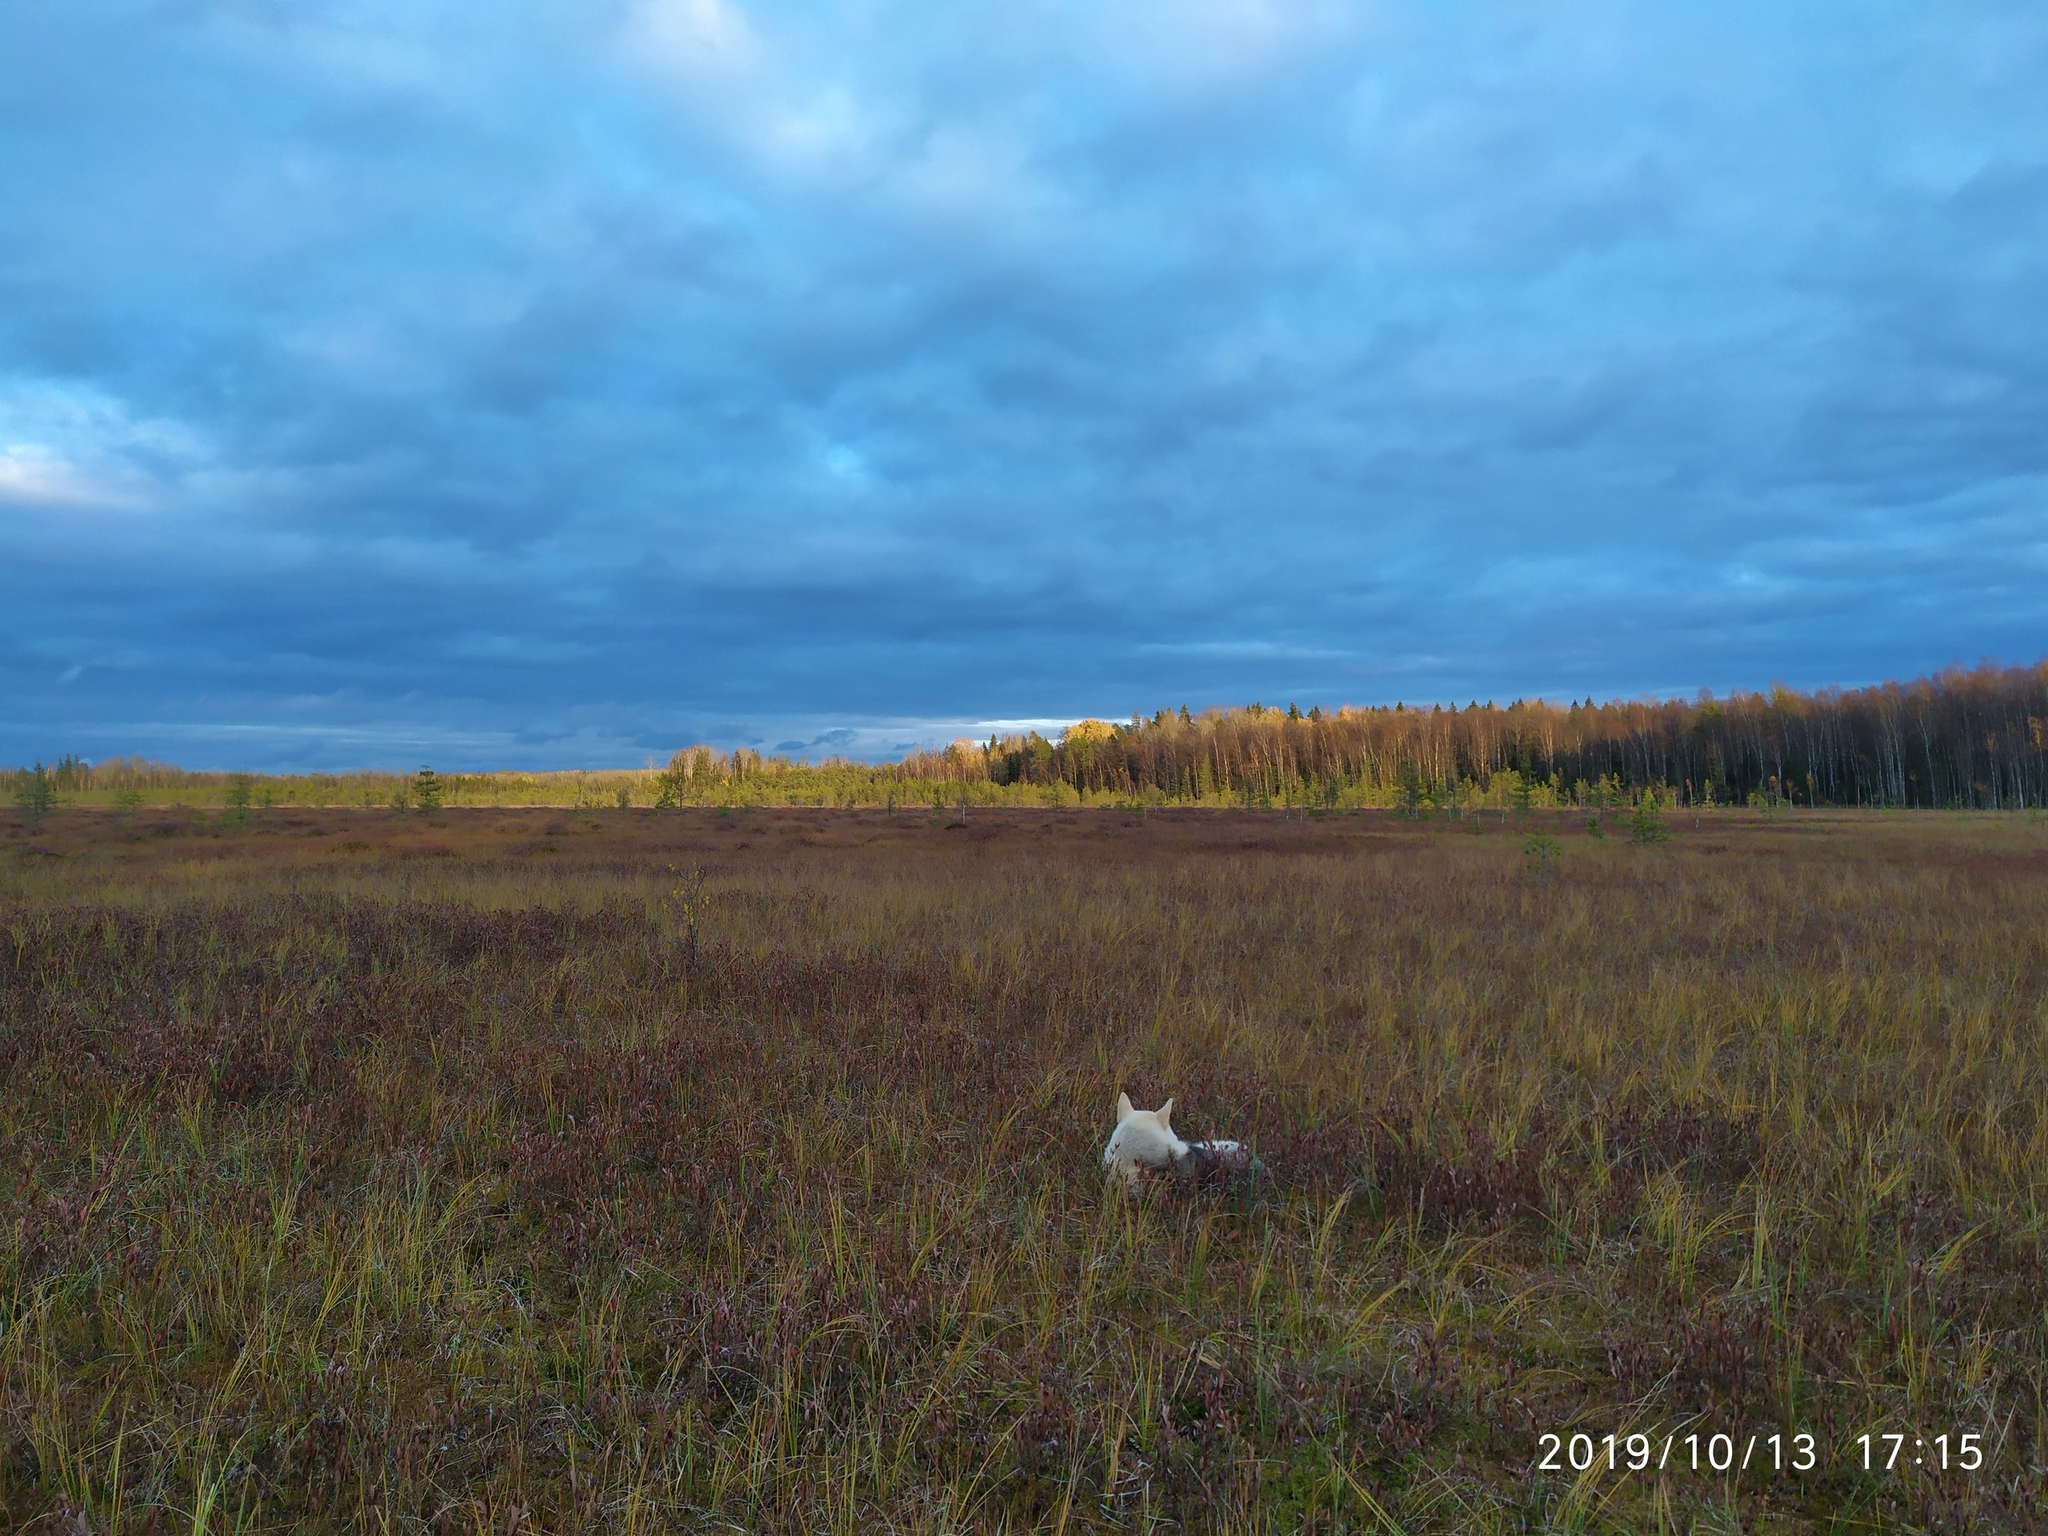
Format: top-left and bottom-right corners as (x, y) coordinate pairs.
(653, 756), (688, 809)
(413, 766), (444, 815)
(13, 762), (56, 831)
(1630, 791), (1671, 844)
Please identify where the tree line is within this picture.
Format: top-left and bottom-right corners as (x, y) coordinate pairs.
(952, 662), (2048, 809)
(12, 662), (2047, 812)
(633, 661), (2047, 810)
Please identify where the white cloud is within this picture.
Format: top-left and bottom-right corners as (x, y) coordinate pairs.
(0, 379), (210, 513)
(1075, 0), (1363, 94)
(625, 0), (762, 82)
(757, 85), (888, 178)
(0, 446), (118, 509)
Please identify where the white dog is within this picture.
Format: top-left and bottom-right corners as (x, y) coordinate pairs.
(1102, 1093), (1260, 1186)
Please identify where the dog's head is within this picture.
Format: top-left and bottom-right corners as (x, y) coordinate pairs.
(1114, 1091), (1173, 1133)
(1102, 1092), (1185, 1182)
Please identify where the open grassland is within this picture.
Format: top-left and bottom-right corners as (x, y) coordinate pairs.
(4, 804), (2048, 1532)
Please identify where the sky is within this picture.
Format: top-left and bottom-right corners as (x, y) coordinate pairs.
(3, 1), (2046, 770)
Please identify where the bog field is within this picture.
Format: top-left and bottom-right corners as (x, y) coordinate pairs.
(3, 803), (2047, 1533)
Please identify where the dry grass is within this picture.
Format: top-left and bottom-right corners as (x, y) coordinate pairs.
(4, 803), (2047, 1532)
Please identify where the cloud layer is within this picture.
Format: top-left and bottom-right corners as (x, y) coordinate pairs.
(4, 0), (2045, 768)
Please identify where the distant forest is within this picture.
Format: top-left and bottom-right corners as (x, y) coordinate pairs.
(936, 661), (2048, 811)
(10, 662), (2048, 812)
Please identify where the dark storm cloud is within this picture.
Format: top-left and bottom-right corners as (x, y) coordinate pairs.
(3, 0), (2045, 768)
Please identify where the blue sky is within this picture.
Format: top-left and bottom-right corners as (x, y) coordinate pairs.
(4, 1), (2045, 769)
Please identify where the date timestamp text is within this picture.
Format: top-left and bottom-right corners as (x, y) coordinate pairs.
(1535, 1429), (1987, 1476)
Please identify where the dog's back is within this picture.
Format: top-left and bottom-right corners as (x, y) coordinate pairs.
(1170, 1138), (1260, 1184)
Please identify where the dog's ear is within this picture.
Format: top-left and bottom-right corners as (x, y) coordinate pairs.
(1158, 1097), (1174, 1128)
(1116, 1092), (1134, 1121)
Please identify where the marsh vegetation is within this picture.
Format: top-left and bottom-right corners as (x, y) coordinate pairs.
(3, 804), (2046, 1531)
